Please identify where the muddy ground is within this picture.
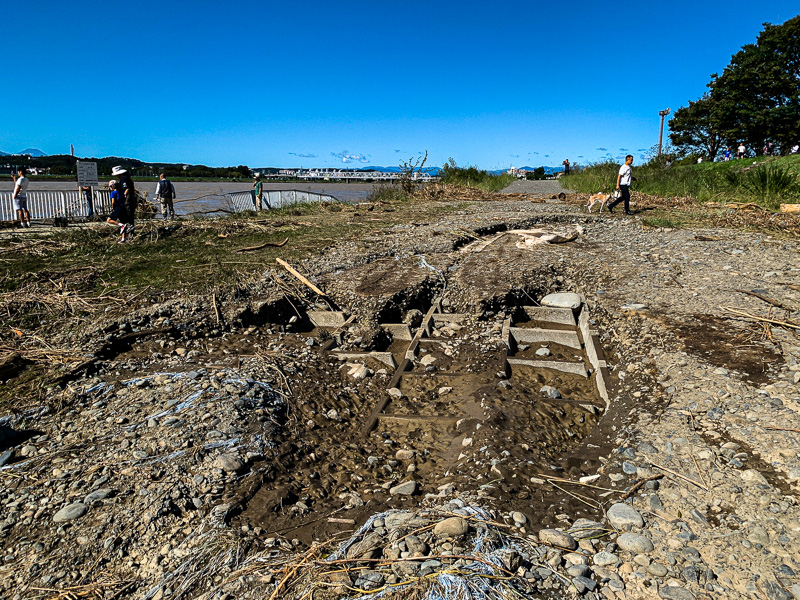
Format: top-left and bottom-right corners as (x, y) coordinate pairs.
(2, 186), (800, 599)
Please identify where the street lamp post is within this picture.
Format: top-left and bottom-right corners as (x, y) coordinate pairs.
(658, 108), (671, 156)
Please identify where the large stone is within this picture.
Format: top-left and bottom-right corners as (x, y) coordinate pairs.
(658, 585), (695, 600)
(433, 516), (469, 538)
(593, 551), (620, 567)
(354, 570), (384, 591)
(569, 518), (606, 539)
(213, 454), (246, 474)
(741, 469), (769, 486)
(53, 503), (88, 522)
(538, 529), (577, 550)
(607, 503), (644, 530)
(389, 480), (417, 496)
(540, 292), (582, 310)
(616, 532), (654, 553)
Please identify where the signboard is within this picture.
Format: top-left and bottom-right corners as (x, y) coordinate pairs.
(76, 161), (98, 187)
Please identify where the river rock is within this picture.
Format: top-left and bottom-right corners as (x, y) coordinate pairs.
(607, 503), (644, 530)
(569, 518), (606, 539)
(389, 480), (417, 496)
(741, 469), (769, 486)
(658, 584), (695, 600)
(433, 516), (469, 538)
(616, 532), (654, 553)
(541, 292), (582, 310)
(538, 529), (577, 550)
(53, 503), (88, 522)
(593, 551), (620, 567)
(213, 454), (245, 473)
(354, 570), (384, 591)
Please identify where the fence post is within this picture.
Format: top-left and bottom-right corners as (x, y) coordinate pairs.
(60, 192), (67, 221)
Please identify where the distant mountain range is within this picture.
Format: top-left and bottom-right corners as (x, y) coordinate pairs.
(0, 148), (47, 157)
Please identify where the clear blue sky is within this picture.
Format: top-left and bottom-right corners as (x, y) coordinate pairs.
(2, 1), (796, 170)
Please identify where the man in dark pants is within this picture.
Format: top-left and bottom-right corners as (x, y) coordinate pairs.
(608, 155), (634, 215)
(155, 173), (176, 219)
(112, 166), (137, 239)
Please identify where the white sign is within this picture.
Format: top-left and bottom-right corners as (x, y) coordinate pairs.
(77, 161), (98, 187)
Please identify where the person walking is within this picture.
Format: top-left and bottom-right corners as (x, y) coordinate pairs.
(608, 155), (634, 215)
(252, 173), (263, 210)
(154, 173), (176, 219)
(11, 167), (31, 228)
(737, 143), (746, 159)
(562, 159), (570, 175)
(112, 166), (137, 240)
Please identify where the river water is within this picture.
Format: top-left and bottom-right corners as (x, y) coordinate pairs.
(0, 180), (383, 215)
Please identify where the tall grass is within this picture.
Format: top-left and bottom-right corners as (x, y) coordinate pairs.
(440, 161), (517, 192)
(562, 156), (800, 208)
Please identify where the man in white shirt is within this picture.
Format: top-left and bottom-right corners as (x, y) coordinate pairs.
(608, 155), (634, 215)
(12, 167), (31, 228)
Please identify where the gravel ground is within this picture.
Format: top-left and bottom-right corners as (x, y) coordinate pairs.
(501, 179), (565, 195)
(2, 193), (800, 599)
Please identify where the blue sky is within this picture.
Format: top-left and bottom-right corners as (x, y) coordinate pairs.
(2, 1), (796, 169)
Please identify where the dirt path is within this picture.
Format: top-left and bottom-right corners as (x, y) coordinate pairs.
(2, 193), (799, 599)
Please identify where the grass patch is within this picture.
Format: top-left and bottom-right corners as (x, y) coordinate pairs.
(440, 161), (517, 192)
(563, 155), (800, 208)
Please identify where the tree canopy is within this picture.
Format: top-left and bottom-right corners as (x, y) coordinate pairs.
(669, 15), (800, 160)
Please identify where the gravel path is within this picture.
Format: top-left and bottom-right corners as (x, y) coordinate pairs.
(501, 178), (565, 195)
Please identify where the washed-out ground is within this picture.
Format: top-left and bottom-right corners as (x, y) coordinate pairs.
(2, 180), (800, 600)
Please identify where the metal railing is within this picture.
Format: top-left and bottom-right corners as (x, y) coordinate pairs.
(0, 189), (118, 222)
(226, 189), (340, 212)
(1, 188), (339, 222)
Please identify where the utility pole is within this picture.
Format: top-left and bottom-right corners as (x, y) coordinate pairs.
(658, 108), (671, 156)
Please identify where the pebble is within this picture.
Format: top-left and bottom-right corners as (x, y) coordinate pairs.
(658, 584), (695, 599)
(593, 551), (620, 567)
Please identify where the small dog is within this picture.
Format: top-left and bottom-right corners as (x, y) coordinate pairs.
(587, 192), (613, 213)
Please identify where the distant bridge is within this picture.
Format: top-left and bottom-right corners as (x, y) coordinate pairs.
(290, 170), (437, 183)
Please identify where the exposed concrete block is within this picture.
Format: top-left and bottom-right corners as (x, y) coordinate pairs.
(333, 352), (396, 369)
(510, 327), (582, 350)
(502, 317), (513, 349)
(308, 311), (349, 328)
(522, 306), (576, 326)
(507, 358), (588, 377)
(432, 313), (469, 325)
(382, 323), (413, 341)
(595, 366), (611, 409)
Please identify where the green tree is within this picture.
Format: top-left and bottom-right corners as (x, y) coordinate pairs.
(709, 15), (800, 153)
(668, 94), (724, 161)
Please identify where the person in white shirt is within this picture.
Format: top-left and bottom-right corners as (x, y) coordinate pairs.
(607, 155), (634, 215)
(737, 143), (746, 159)
(12, 167), (31, 228)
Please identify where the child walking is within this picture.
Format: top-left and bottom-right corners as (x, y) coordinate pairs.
(106, 180), (129, 243)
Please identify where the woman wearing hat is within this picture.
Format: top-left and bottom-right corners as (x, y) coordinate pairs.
(111, 166), (136, 240)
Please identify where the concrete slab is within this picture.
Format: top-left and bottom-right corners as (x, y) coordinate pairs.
(307, 311), (349, 328)
(382, 323), (413, 341)
(507, 358), (588, 377)
(432, 313), (469, 325)
(522, 306), (576, 326)
(509, 327), (582, 350)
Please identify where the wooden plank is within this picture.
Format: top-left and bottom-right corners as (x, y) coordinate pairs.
(276, 258), (326, 296)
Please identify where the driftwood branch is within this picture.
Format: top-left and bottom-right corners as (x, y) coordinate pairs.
(734, 289), (796, 312)
(721, 306), (800, 330)
(235, 237), (289, 253)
